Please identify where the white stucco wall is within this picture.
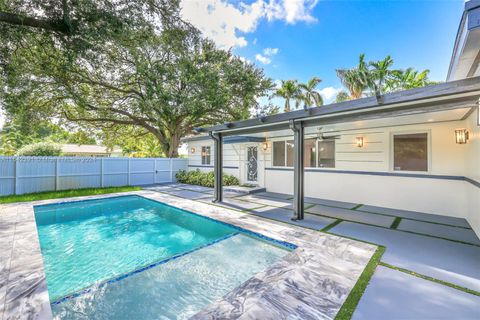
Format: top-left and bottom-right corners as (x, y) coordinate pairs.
(185, 114), (480, 235)
(464, 108), (480, 235)
(263, 117), (479, 233)
(186, 140), (266, 186)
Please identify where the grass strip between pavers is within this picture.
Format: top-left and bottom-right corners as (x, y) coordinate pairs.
(335, 246), (386, 320)
(321, 219), (343, 232)
(379, 262), (480, 296)
(390, 217), (402, 229)
(0, 186), (141, 204)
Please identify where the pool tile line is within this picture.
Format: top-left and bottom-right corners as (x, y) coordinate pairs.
(51, 232), (242, 305)
(32, 194), (139, 209)
(137, 195), (298, 250)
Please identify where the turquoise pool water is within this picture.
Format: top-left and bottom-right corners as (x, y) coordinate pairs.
(34, 195), (290, 318)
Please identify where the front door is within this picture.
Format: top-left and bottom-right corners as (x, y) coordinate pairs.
(246, 145), (258, 183)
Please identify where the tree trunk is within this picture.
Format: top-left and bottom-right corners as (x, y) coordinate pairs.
(167, 133), (181, 158)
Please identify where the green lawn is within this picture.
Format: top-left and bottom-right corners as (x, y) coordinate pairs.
(0, 186), (141, 204)
(335, 246), (385, 320)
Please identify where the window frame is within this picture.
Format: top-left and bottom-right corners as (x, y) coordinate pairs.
(271, 137), (336, 169)
(201, 145), (211, 165)
(390, 130), (431, 173)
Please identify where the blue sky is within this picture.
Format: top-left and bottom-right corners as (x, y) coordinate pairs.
(182, 0), (465, 103)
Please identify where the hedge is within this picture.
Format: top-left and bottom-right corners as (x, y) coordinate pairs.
(16, 142), (62, 156)
(175, 169), (239, 187)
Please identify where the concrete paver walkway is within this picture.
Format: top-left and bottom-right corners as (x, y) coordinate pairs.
(352, 266), (480, 320)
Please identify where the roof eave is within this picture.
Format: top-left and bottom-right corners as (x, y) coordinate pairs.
(198, 76), (480, 136)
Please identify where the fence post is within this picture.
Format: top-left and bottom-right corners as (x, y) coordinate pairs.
(13, 157), (18, 195)
(100, 158), (104, 188)
(170, 158), (173, 183)
(55, 158), (59, 191)
(153, 158), (157, 184)
(127, 158), (131, 186)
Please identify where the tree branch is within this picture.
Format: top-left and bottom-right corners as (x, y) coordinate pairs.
(0, 11), (71, 34)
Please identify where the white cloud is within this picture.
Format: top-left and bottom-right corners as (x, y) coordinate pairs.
(265, 0), (319, 24)
(318, 86), (342, 104)
(180, 0), (320, 49)
(256, 47), (279, 64)
(263, 47), (279, 56)
(255, 54), (271, 64)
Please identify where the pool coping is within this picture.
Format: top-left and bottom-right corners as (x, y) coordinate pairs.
(0, 190), (377, 319)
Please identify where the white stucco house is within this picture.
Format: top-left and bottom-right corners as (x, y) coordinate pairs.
(183, 0), (480, 236)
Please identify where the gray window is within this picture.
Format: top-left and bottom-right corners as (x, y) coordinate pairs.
(274, 138), (327, 168)
(304, 138), (317, 167)
(273, 141), (285, 166)
(286, 140), (294, 166)
(318, 140), (335, 168)
(201, 146), (211, 165)
(393, 133), (428, 172)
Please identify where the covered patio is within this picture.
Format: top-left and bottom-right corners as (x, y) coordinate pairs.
(197, 76), (480, 224)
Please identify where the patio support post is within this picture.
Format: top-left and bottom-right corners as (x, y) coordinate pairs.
(210, 132), (223, 202)
(290, 120), (305, 220)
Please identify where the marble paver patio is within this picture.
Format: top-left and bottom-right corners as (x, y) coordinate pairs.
(306, 204), (395, 228)
(330, 221), (480, 291)
(397, 219), (480, 245)
(234, 195), (298, 210)
(199, 197), (265, 210)
(358, 205), (471, 228)
(352, 266), (480, 320)
(0, 190), (376, 319)
(165, 189), (213, 200)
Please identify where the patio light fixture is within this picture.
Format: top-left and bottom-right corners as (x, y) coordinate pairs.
(190, 147), (196, 153)
(262, 142), (268, 151)
(356, 136), (364, 148)
(455, 129), (469, 144)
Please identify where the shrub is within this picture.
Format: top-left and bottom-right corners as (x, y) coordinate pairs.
(175, 169), (239, 187)
(16, 142), (62, 156)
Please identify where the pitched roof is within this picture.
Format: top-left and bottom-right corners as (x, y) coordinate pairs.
(61, 144), (122, 154)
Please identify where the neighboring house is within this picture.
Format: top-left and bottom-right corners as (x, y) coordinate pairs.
(60, 144), (123, 157)
(183, 1), (480, 236)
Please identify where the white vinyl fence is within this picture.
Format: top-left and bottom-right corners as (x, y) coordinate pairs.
(0, 157), (187, 196)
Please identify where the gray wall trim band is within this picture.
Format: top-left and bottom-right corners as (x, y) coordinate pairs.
(188, 165), (239, 169)
(265, 167), (480, 188)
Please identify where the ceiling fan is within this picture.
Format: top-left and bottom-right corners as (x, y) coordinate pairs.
(317, 128), (341, 140)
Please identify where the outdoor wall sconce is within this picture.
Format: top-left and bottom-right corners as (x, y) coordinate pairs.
(190, 147), (196, 153)
(455, 129), (469, 144)
(262, 142), (268, 151)
(356, 136), (364, 148)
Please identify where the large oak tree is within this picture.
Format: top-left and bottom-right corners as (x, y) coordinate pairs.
(0, 0), (272, 157)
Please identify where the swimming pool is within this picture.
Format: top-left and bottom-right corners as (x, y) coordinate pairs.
(34, 195), (293, 319)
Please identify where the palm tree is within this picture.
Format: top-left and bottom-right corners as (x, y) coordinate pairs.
(273, 80), (302, 112)
(386, 68), (435, 91)
(367, 55), (394, 95)
(335, 54), (369, 99)
(335, 90), (350, 103)
(298, 77), (323, 109)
